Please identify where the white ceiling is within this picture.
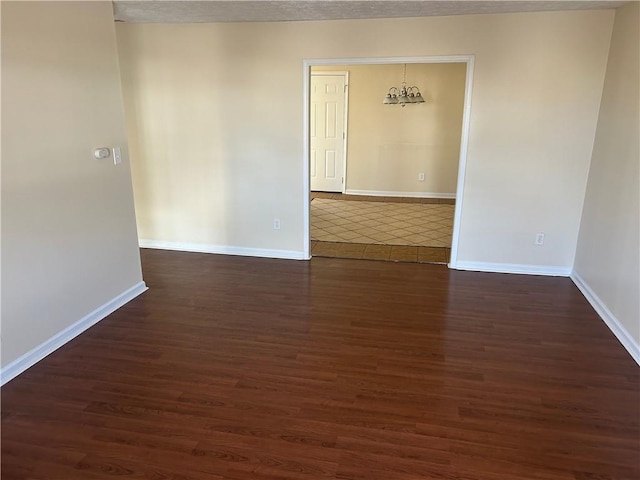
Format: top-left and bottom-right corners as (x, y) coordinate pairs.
(113, 0), (628, 23)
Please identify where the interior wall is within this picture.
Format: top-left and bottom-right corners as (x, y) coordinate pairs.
(1, 1), (144, 367)
(311, 63), (466, 196)
(573, 2), (640, 345)
(116, 10), (614, 268)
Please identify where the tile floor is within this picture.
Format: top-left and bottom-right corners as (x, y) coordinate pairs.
(310, 193), (454, 264)
(311, 198), (454, 247)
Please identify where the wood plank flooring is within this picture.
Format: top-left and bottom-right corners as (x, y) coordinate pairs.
(2, 249), (639, 479)
(311, 241), (451, 263)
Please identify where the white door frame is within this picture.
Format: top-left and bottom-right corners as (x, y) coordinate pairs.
(302, 55), (475, 267)
(310, 71), (349, 194)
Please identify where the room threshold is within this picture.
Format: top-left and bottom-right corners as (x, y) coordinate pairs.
(311, 240), (451, 264)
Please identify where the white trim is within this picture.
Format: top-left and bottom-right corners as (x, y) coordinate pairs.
(571, 272), (640, 366)
(303, 55), (474, 263)
(345, 189), (456, 199)
(310, 71), (351, 76)
(343, 75), (349, 194)
(139, 239), (308, 261)
(453, 261), (571, 277)
(0, 281), (148, 386)
(310, 70), (350, 194)
(307, 56), (475, 66)
(449, 56), (474, 269)
(303, 61), (311, 260)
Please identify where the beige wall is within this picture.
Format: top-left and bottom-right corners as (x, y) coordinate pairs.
(1, 2), (143, 367)
(312, 63), (466, 196)
(117, 10), (613, 267)
(574, 3), (640, 344)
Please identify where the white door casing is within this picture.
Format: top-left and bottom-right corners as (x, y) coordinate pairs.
(310, 72), (348, 193)
(302, 56), (475, 263)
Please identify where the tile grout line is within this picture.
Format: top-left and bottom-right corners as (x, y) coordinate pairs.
(310, 196), (455, 252)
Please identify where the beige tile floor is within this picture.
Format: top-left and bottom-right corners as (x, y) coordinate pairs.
(310, 193), (454, 264)
(312, 198), (454, 247)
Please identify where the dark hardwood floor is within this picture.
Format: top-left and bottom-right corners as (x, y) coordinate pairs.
(2, 249), (639, 479)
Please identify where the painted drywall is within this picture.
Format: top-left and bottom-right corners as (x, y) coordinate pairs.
(574, 2), (640, 344)
(311, 63), (466, 196)
(116, 10), (613, 268)
(1, 2), (144, 367)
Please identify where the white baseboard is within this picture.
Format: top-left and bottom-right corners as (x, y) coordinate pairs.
(571, 272), (640, 366)
(345, 189), (456, 199)
(0, 281), (148, 386)
(451, 261), (571, 277)
(139, 239), (307, 260)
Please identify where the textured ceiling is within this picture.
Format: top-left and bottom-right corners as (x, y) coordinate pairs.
(113, 0), (628, 23)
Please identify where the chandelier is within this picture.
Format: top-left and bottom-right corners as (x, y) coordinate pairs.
(383, 64), (425, 107)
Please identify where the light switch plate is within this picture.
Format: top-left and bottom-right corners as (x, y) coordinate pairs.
(113, 147), (122, 165)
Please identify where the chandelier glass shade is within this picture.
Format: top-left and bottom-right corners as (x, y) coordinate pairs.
(383, 64), (425, 107)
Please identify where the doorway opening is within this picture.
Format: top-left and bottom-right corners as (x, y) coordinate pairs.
(303, 56), (474, 266)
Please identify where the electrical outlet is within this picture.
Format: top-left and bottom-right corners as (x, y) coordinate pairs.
(535, 233), (545, 246)
(418, 173), (425, 182)
(273, 218), (281, 230)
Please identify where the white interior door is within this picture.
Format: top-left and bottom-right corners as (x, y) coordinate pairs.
(310, 73), (347, 193)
